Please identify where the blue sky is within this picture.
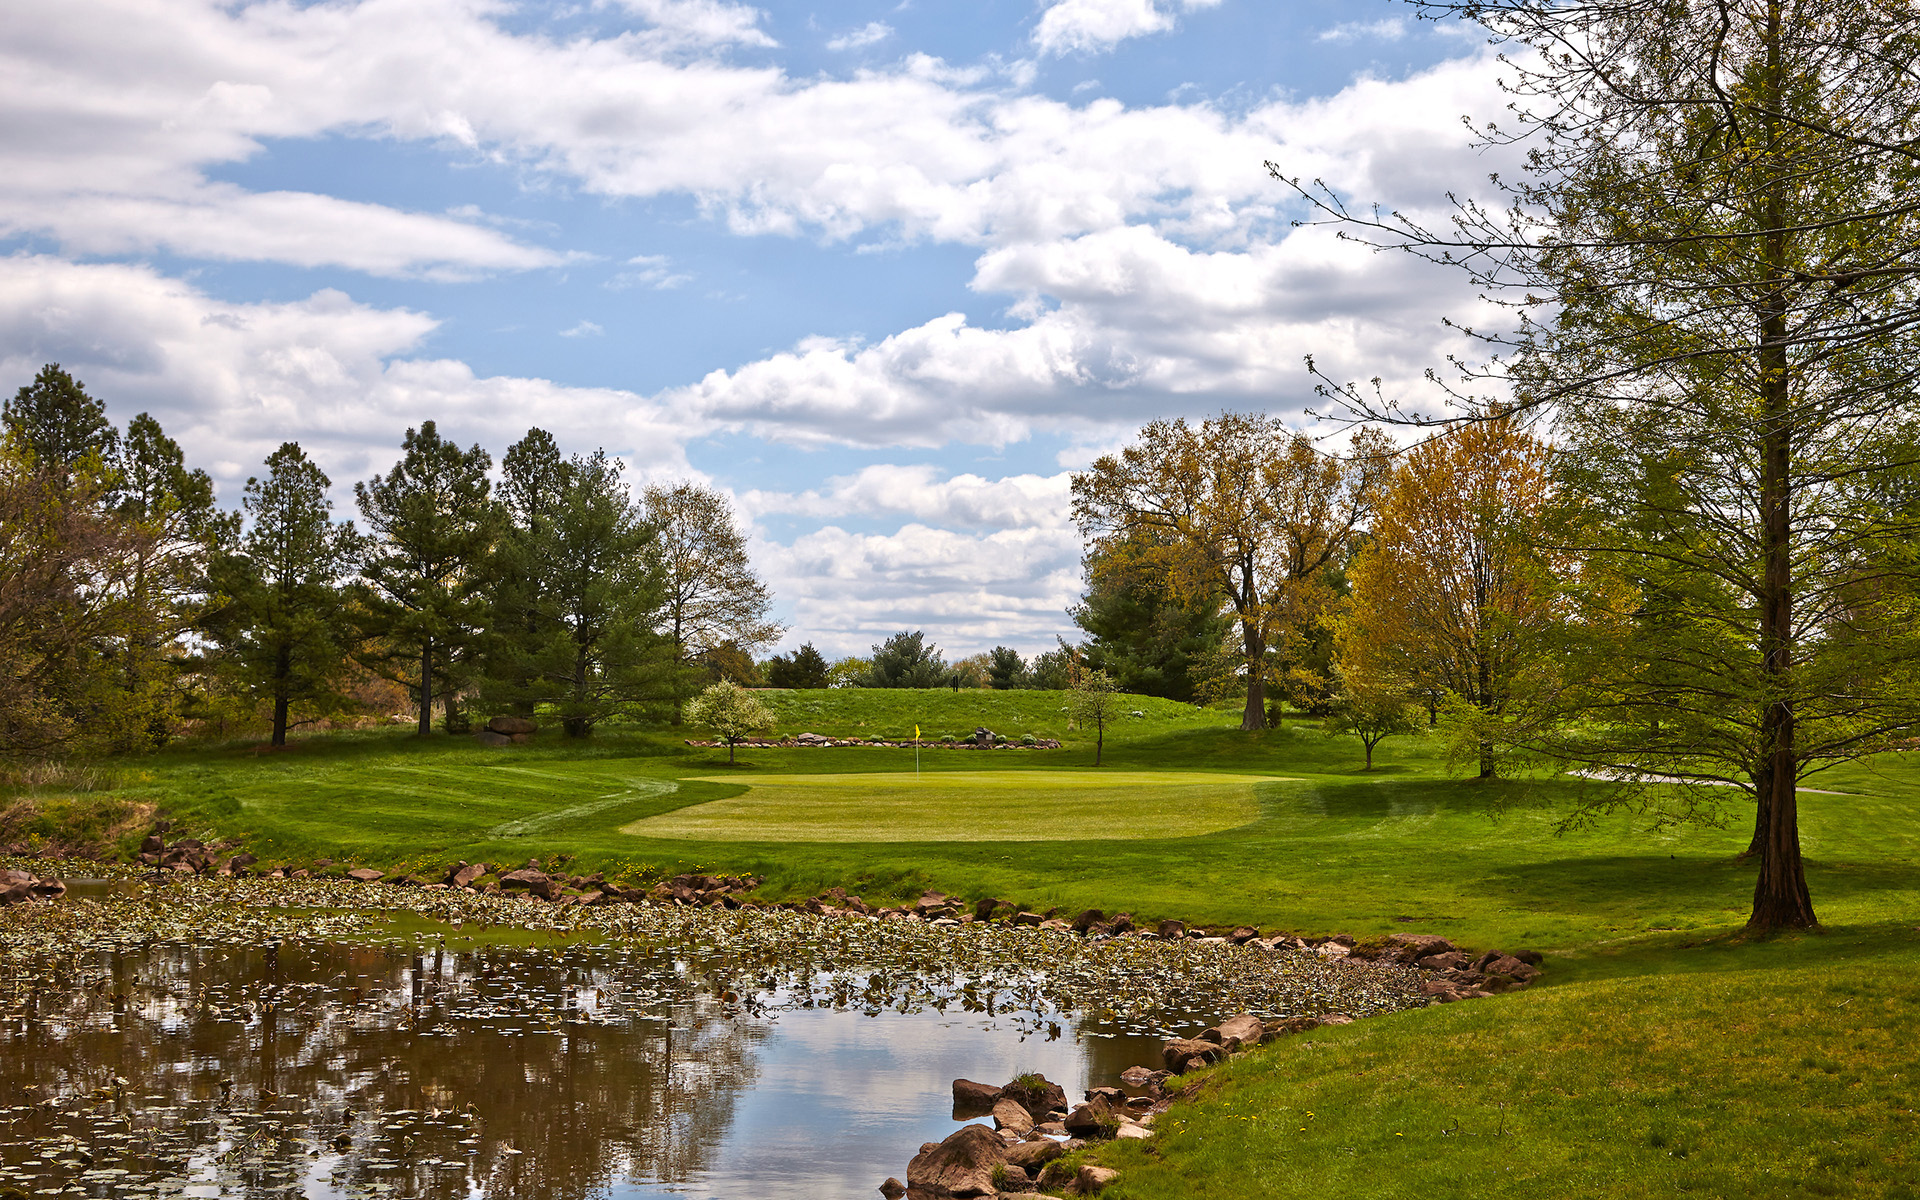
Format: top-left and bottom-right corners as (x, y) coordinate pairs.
(0, 0), (1507, 658)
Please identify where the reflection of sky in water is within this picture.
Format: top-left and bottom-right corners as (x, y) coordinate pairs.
(625, 1008), (1154, 1199)
(1, 929), (1171, 1200)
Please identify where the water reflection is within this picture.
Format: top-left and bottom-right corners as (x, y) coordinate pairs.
(2, 932), (1166, 1199)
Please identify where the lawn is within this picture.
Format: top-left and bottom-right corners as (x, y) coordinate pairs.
(630, 770), (1284, 841)
(15, 688), (1920, 1197)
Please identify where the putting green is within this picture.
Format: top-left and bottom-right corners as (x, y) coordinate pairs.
(623, 770), (1288, 842)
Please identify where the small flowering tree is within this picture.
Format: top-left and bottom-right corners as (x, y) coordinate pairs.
(684, 679), (775, 765)
(1068, 668), (1122, 767)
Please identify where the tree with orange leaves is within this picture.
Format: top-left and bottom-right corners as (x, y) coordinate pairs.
(1071, 413), (1390, 731)
(1340, 414), (1562, 779)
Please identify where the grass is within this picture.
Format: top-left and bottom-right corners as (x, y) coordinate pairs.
(13, 687), (1920, 1196)
(630, 770), (1284, 841)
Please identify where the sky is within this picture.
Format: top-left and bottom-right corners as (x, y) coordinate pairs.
(0, 0), (1514, 660)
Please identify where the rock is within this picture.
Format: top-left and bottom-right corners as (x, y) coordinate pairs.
(995, 1163), (1035, 1192)
(1000, 1074), (1068, 1121)
(1075, 1165), (1120, 1194)
(1154, 919), (1186, 939)
(1314, 941), (1352, 959)
(1108, 913), (1134, 935)
(1118, 1065), (1168, 1089)
(906, 1124), (1006, 1198)
(488, 715), (538, 735)
(991, 1097), (1035, 1135)
(344, 868), (383, 883)
(1511, 949), (1545, 966)
(448, 862), (489, 888)
(1070, 908), (1105, 935)
(1317, 1013), (1355, 1026)
(954, 1079), (1003, 1111)
(879, 1178), (907, 1200)
(230, 851), (258, 872)
(1063, 1096), (1114, 1138)
(1085, 1086), (1125, 1106)
(1416, 951), (1470, 971)
(1003, 1139), (1064, 1172)
(1484, 954), (1541, 983)
(499, 868), (557, 900)
(140, 834), (164, 854)
(973, 897), (1011, 921)
(1115, 1123), (1153, 1140)
(1011, 911), (1044, 926)
(1199, 1013), (1265, 1052)
(1, 879), (32, 905)
(1162, 1037), (1224, 1074)
(1227, 925), (1260, 945)
(474, 730), (512, 747)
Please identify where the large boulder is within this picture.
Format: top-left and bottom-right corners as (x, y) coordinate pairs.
(488, 716), (538, 735)
(344, 868), (383, 883)
(1070, 909), (1106, 935)
(1199, 1013), (1266, 1053)
(474, 730), (512, 748)
(1076, 1165), (1121, 1194)
(1162, 1038), (1224, 1074)
(499, 868), (557, 900)
(1062, 1095), (1114, 1138)
(447, 861), (490, 888)
(1384, 933), (1455, 964)
(991, 1096), (1035, 1135)
(905, 1124), (1006, 1197)
(953, 1078), (1003, 1112)
(1000, 1074), (1068, 1121)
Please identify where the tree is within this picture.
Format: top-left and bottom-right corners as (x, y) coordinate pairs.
(203, 443), (362, 747)
(643, 482), (782, 716)
(355, 422), (498, 735)
(827, 656), (871, 688)
(484, 428), (571, 716)
(1073, 537), (1234, 703)
(684, 679), (776, 765)
(951, 653), (992, 689)
(697, 640), (763, 687)
(1290, 0), (1920, 931)
(115, 413), (234, 747)
(1029, 646), (1076, 690)
(0, 435), (143, 760)
(1342, 416), (1563, 779)
(524, 451), (671, 736)
(862, 630), (949, 688)
(3, 364), (117, 489)
(1068, 668), (1122, 766)
(986, 646), (1030, 690)
(1322, 661), (1422, 771)
(1072, 415), (1389, 730)
(764, 642), (830, 688)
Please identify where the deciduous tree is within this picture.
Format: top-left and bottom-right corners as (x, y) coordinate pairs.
(1068, 667), (1122, 766)
(1072, 415), (1388, 730)
(642, 482), (781, 716)
(685, 679), (776, 765)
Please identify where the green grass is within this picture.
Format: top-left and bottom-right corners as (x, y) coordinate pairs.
(627, 770), (1282, 841)
(16, 687), (1920, 1197)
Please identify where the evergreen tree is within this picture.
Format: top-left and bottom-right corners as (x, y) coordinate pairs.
(3, 364), (117, 487)
(764, 642), (830, 688)
(354, 422), (497, 735)
(204, 443), (361, 746)
(1072, 543), (1231, 702)
(986, 645), (1030, 690)
(861, 630), (948, 688)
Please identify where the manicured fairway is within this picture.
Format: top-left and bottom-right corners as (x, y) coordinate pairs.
(624, 770), (1287, 842)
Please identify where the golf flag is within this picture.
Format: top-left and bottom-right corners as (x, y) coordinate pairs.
(914, 724), (920, 739)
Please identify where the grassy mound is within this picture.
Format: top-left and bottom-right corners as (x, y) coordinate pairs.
(627, 770), (1284, 842)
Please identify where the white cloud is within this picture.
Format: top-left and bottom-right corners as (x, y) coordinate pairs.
(1031, 0), (1222, 58)
(560, 319), (605, 337)
(0, 256), (693, 501)
(1318, 18), (1409, 44)
(741, 464), (1071, 530)
(608, 254), (693, 289)
(608, 0), (779, 51)
(826, 21), (893, 51)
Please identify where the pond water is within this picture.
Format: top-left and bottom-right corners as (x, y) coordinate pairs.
(0, 898), (1174, 1199)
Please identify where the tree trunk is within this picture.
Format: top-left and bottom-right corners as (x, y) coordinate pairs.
(271, 644), (290, 748)
(1095, 719), (1104, 766)
(418, 642), (433, 736)
(1240, 620), (1267, 731)
(1742, 759), (1772, 861)
(1363, 736), (1375, 770)
(1746, 1), (1815, 933)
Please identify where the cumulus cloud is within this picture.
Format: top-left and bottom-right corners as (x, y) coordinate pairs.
(608, 0), (779, 51)
(559, 319), (605, 337)
(1031, 0), (1222, 58)
(741, 464), (1072, 530)
(826, 21), (893, 51)
(0, 256), (694, 499)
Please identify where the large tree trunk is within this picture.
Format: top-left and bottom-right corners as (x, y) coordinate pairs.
(1240, 620), (1267, 732)
(1746, 6), (1815, 933)
(418, 642), (433, 737)
(1742, 758), (1772, 861)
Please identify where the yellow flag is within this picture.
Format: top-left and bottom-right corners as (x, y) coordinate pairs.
(914, 724), (920, 739)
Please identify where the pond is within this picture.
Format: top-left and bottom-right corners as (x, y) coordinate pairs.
(0, 878), (1422, 1199)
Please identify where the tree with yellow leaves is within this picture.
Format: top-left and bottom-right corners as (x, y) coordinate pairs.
(1071, 414), (1390, 731)
(1341, 414), (1562, 779)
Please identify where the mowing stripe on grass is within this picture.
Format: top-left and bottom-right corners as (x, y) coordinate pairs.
(624, 771), (1289, 842)
(487, 780), (681, 840)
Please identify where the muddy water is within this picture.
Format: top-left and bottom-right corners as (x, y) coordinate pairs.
(1, 922), (1169, 1199)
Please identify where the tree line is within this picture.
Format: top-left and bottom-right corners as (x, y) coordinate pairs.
(1, 365), (780, 753)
